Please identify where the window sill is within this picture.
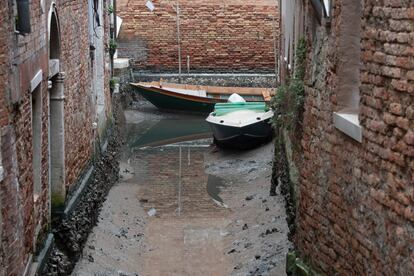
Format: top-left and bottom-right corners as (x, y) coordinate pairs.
(333, 111), (362, 143)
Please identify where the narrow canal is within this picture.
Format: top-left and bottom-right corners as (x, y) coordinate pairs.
(72, 104), (291, 276)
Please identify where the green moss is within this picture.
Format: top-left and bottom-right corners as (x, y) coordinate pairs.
(286, 251), (322, 276)
(296, 260), (310, 276)
(287, 251), (297, 273)
(51, 193), (65, 210)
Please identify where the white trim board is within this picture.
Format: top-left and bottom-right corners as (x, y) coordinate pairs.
(333, 112), (362, 143)
(30, 70), (43, 92)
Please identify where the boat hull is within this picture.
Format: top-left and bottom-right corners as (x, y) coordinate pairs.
(132, 85), (224, 113)
(208, 118), (273, 148)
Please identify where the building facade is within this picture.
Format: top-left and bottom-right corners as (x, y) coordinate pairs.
(117, 0), (280, 72)
(0, 0), (112, 274)
(279, 0), (414, 274)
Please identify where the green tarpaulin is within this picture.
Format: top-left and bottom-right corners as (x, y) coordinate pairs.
(213, 102), (269, 116)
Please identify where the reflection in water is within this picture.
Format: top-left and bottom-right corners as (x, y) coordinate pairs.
(207, 175), (228, 208)
(122, 114), (227, 217)
(128, 118), (212, 149)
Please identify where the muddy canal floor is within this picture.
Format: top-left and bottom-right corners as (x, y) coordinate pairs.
(72, 104), (291, 276)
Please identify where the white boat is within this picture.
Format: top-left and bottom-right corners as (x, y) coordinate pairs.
(206, 94), (274, 148)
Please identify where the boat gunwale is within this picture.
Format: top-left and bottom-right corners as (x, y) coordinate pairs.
(131, 84), (229, 104)
(130, 81), (274, 99)
(206, 110), (274, 128)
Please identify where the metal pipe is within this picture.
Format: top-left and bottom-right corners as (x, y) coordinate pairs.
(272, 15), (278, 86)
(176, 2), (182, 82)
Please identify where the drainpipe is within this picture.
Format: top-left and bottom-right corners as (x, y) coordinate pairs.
(272, 14), (278, 86)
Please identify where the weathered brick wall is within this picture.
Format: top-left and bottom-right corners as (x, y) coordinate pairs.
(0, 0), (112, 274)
(117, 0), (279, 72)
(295, 1), (414, 274)
(0, 0), (50, 274)
(0, 2), (15, 275)
(59, 0), (94, 188)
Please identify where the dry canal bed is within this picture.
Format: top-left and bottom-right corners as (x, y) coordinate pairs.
(72, 105), (290, 276)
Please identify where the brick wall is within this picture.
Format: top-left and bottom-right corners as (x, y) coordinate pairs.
(0, 0), (50, 274)
(293, 1), (414, 274)
(117, 0), (279, 72)
(0, 0), (112, 274)
(59, 0), (95, 189)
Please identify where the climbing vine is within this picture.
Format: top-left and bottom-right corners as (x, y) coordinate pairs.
(107, 5), (114, 15)
(270, 38), (307, 130)
(269, 38), (307, 243)
(109, 39), (117, 56)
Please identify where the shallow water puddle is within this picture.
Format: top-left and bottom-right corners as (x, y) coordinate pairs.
(207, 174), (227, 208)
(126, 117), (212, 149)
(122, 116), (228, 213)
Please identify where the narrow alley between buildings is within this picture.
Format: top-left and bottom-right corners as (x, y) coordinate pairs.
(1, 0), (413, 275)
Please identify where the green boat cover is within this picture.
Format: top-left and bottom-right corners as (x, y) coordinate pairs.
(213, 102), (269, 116)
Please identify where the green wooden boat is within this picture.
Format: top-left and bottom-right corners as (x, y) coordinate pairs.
(130, 81), (274, 114)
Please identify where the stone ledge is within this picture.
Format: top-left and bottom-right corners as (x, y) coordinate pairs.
(48, 59), (60, 78)
(333, 111), (362, 143)
(114, 58), (130, 69)
(30, 70), (43, 92)
(31, 234), (54, 275)
(64, 165), (94, 217)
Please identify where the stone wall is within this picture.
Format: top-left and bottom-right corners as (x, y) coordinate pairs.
(117, 0), (279, 72)
(292, 1), (414, 275)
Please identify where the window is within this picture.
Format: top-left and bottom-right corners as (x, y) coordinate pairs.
(333, 0), (362, 142)
(322, 0), (330, 17)
(31, 73), (43, 199)
(14, 0), (31, 34)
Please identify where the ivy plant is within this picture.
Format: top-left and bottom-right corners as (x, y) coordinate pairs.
(109, 39), (117, 55)
(270, 38), (307, 131)
(107, 5), (114, 15)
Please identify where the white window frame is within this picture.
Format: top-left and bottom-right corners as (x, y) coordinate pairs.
(323, 0), (331, 17)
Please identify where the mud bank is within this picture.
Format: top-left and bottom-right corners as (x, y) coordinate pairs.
(42, 99), (124, 275)
(72, 106), (291, 276)
(206, 145), (291, 275)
